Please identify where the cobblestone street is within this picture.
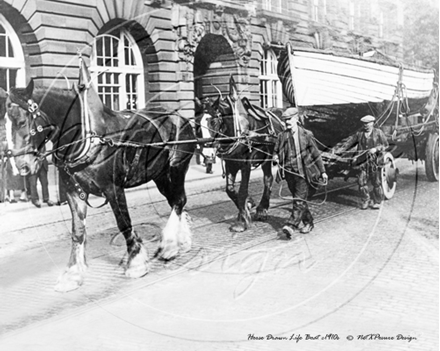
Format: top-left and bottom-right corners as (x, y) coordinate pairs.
(0, 160), (438, 351)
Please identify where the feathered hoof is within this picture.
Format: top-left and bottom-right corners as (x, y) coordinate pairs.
(125, 262), (150, 278)
(230, 222), (247, 233)
(156, 242), (179, 261)
(125, 245), (150, 278)
(178, 211), (192, 253)
(254, 209), (268, 222)
(54, 268), (85, 292)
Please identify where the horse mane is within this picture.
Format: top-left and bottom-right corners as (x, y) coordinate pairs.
(32, 87), (76, 107)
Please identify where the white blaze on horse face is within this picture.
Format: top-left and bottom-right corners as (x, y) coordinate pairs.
(200, 113), (215, 158)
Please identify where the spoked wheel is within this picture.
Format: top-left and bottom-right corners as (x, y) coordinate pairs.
(381, 152), (397, 200)
(425, 132), (439, 182)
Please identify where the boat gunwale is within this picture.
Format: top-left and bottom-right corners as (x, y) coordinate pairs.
(289, 45), (435, 74)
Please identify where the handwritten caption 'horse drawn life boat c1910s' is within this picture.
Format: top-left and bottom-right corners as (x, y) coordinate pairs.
(278, 43), (439, 198)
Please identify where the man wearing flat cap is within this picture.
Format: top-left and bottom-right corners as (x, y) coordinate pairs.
(335, 114), (389, 209)
(273, 107), (327, 237)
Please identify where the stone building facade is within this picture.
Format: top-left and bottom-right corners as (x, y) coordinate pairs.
(0, 0), (403, 118)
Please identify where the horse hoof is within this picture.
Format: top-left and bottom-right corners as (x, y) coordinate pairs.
(158, 245), (179, 260)
(230, 223), (246, 233)
(54, 270), (84, 292)
(254, 210), (268, 221)
(125, 262), (150, 278)
(125, 246), (150, 278)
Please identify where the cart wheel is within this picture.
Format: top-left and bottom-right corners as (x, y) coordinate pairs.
(381, 152), (397, 200)
(425, 132), (439, 182)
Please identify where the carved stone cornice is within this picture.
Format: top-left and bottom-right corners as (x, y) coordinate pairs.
(184, 0), (254, 18)
(172, 3), (253, 67)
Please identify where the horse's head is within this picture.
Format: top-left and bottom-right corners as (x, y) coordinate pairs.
(204, 77), (238, 139)
(205, 76), (251, 139)
(7, 80), (56, 175)
(204, 94), (233, 139)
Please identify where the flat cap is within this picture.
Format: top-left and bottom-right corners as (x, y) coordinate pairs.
(281, 107), (299, 120)
(360, 115), (375, 123)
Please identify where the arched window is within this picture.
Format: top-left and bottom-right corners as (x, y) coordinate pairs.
(90, 30), (144, 111)
(0, 14), (25, 90)
(259, 49), (282, 109)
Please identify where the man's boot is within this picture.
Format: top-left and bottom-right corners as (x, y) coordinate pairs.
(300, 222), (314, 234)
(359, 186), (370, 210)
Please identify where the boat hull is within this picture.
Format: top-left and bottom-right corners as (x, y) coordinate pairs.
(278, 45), (436, 148)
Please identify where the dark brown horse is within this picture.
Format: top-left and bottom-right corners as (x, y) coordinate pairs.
(205, 76), (285, 232)
(7, 58), (196, 292)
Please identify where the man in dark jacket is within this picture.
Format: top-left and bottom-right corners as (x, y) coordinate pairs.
(273, 107), (327, 237)
(28, 156), (55, 208)
(335, 115), (389, 209)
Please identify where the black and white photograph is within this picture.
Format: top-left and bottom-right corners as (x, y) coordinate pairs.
(0, 0), (438, 350)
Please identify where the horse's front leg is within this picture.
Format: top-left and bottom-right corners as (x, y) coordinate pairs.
(55, 190), (88, 292)
(225, 161), (239, 207)
(154, 165), (193, 261)
(105, 186), (150, 278)
(230, 163), (252, 233)
(255, 160), (273, 221)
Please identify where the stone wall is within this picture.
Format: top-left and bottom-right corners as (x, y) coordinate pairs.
(1, 0), (403, 116)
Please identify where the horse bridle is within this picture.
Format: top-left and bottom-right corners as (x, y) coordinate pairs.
(26, 99), (58, 156)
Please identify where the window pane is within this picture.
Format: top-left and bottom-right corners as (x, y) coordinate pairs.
(104, 37), (111, 56)
(0, 36), (6, 57)
(113, 87), (119, 110)
(130, 50), (135, 66)
(7, 37), (13, 57)
(125, 46), (129, 66)
(105, 94), (111, 107)
(0, 68), (16, 90)
(0, 68), (6, 89)
(126, 74), (138, 109)
(9, 69), (16, 88)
